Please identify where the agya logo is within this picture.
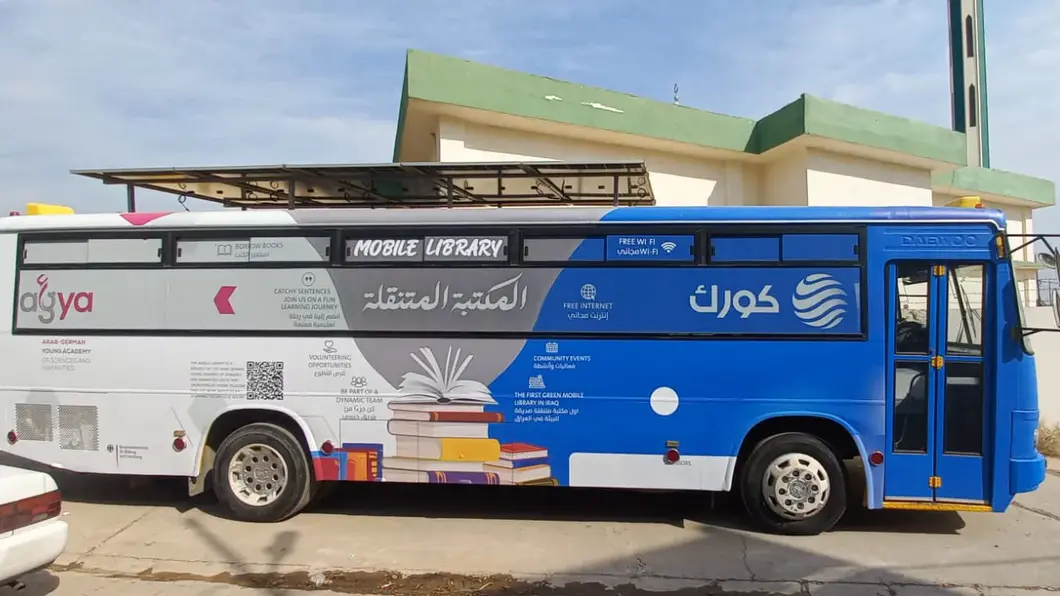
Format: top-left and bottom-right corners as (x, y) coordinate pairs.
(19, 274), (94, 324)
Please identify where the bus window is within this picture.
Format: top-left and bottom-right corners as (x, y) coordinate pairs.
(781, 234), (859, 262)
(895, 263), (930, 355)
(177, 236), (329, 263)
(523, 237), (604, 262)
(22, 241), (88, 265)
(946, 264), (984, 357)
(605, 234), (694, 262)
(893, 362), (930, 453)
(87, 238), (162, 264)
(711, 236), (779, 263)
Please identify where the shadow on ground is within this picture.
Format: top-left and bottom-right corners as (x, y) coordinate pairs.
(25, 452), (971, 536)
(7, 453), (1036, 595)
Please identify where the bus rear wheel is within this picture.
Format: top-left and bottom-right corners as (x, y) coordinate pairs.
(213, 422), (314, 523)
(739, 432), (847, 536)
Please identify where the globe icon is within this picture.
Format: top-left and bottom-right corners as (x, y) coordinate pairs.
(580, 284), (596, 301)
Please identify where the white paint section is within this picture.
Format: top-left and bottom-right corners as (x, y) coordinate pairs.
(805, 149), (933, 207)
(649, 386), (679, 416)
(0, 333), (396, 477)
(568, 453), (734, 491)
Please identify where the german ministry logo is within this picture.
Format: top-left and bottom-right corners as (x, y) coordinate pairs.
(792, 273), (848, 330)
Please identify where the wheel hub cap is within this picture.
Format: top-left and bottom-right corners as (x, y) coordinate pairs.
(761, 452), (830, 520)
(228, 443), (289, 507)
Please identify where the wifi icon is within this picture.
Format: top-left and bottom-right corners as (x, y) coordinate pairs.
(661, 241), (677, 253)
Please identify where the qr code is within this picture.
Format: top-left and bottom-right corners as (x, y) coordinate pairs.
(246, 361), (285, 401)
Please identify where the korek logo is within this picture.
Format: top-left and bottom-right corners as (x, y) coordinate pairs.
(19, 275), (94, 324)
(792, 273), (848, 330)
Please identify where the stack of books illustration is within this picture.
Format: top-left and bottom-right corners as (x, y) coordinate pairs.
(382, 346), (556, 486)
(314, 443), (383, 481)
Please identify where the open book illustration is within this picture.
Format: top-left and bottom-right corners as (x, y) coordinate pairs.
(396, 346), (497, 405)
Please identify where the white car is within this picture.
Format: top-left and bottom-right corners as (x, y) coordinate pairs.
(0, 465), (67, 587)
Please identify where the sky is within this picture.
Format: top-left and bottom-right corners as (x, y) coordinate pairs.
(0, 0), (1057, 227)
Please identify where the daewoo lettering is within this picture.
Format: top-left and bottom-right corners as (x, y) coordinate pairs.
(900, 234), (979, 248)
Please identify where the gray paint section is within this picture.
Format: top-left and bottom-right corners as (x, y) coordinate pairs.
(523, 238), (585, 262)
(338, 268), (560, 333)
(334, 266), (566, 389)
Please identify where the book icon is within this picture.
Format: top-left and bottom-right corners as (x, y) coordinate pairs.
(395, 346), (497, 405)
(382, 346), (557, 486)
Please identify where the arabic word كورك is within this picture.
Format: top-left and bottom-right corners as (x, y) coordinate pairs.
(362, 273), (529, 316)
(689, 284), (779, 318)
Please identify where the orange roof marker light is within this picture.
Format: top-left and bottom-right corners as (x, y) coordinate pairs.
(947, 195), (984, 209)
(18, 203), (75, 216)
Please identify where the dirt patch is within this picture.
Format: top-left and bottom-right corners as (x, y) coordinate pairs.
(52, 563), (804, 596)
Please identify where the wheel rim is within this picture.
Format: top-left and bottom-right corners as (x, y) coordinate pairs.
(761, 452), (830, 520)
(228, 443), (289, 507)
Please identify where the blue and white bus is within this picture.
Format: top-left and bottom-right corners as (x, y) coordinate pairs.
(0, 201), (1050, 535)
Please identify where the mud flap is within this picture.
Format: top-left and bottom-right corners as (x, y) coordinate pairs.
(188, 443), (216, 497)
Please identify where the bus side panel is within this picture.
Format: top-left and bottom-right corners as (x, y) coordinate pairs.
(4, 256), (882, 492)
(995, 261), (1046, 508)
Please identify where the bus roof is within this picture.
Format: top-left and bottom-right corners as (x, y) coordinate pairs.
(0, 205), (1007, 233)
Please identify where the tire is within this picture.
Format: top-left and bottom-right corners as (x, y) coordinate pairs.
(212, 422), (315, 523)
(739, 432), (847, 536)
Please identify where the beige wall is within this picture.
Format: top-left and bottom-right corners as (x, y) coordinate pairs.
(434, 117), (760, 207)
(805, 149), (933, 207)
(761, 149), (808, 206)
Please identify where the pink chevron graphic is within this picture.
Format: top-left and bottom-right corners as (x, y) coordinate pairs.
(120, 212), (171, 226)
(214, 286), (237, 315)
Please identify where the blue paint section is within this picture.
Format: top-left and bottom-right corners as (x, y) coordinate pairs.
(484, 337), (885, 487)
(339, 212), (1042, 514)
(599, 205), (1007, 228)
(782, 234), (859, 262)
(532, 266), (861, 335)
(570, 238), (605, 261)
(711, 236), (779, 262)
(606, 234), (694, 262)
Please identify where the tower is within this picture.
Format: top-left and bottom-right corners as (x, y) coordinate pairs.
(948, 0), (990, 167)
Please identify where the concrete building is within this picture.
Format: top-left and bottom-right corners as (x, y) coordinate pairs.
(392, 49), (1055, 305)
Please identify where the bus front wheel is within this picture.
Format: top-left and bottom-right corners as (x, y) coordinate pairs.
(213, 422), (314, 523)
(739, 432), (847, 536)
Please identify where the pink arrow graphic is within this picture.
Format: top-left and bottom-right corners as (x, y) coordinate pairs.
(214, 286), (236, 315)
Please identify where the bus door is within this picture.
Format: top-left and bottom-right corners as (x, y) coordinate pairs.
(885, 261), (990, 505)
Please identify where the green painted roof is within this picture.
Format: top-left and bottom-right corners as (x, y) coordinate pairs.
(396, 50), (967, 163)
(933, 167), (1055, 206)
(395, 49), (1053, 207)
(397, 49), (756, 154)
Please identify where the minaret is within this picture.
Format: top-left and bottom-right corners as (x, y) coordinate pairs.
(948, 0), (990, 168)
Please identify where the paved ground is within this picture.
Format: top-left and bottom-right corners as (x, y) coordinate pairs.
(4, 457), (1060, 596)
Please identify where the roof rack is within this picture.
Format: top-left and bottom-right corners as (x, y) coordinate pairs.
(72, 160), (654, 212)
